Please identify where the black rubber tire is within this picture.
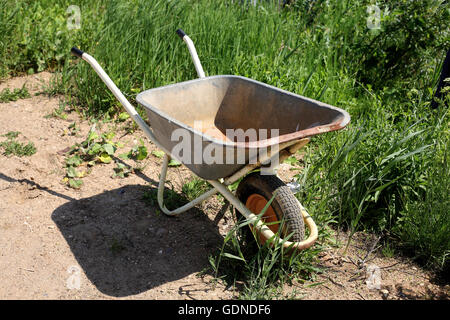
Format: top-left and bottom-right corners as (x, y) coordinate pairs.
(235, 172), (305, 243)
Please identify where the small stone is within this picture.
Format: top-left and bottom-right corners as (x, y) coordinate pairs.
(380, 289), (389, 298)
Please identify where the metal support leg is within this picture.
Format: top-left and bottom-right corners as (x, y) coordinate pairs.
(157, 154), (218, 216)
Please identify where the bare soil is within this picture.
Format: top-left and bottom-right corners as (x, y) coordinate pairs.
(0, 72), (448, 300)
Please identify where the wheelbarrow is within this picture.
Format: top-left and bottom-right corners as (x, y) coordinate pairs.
(70, 29), (350, 251)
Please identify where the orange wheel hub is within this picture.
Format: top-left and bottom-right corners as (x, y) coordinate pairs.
(245, 193), (280, 243)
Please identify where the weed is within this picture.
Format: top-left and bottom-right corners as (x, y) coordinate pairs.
(296, 87), (449, 269)
(168, 159), (182, 167)
(0, 131), (36, 157)
(68, 178), (83, 189)
(0, 0), (105, 77)
(381, 241), (396, 259)
(119, 140), (148, 161)
(182, 178), (211, 202)
(0, 85), (30, 103)
(113, 162), (133, 178)
(142, 178), (210, 212)
(283, 156), (298, 166)
(2, 131), (19, 139)
(151, 150), (165, 159)
(0, 140), (36, 157)
(142, 184), (186, 212)
(45, 101), (69, 120)
(116, 112), (130, 122)
(67, 122), (80, 136)
(63, 126), (122, 188)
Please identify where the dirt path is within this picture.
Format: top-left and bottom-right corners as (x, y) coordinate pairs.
(0, 73), (448, 300)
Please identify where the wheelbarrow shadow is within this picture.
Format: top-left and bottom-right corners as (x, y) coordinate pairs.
(51, 184), (224, 297)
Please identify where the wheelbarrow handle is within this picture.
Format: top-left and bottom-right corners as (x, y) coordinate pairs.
(68, 46), (171, 157)
(176, 29), (186, 39)
(175, 28), (205, 78)
(71, 47), (84, 58)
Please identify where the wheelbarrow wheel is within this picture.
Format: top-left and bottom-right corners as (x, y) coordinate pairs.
(235, 172), (305, 245)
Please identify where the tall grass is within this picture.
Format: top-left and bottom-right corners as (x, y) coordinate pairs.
(297, 81), (449, 272)
(60, 0), (365, 118)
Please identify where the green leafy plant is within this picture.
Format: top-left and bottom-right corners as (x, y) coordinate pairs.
(142, 184), (186, 212)
(119, 139), (148, 161)
(63, 127), (121, 188)
(110, 237), (126, 254)
(151, 150), (165, 159)
(0, 131), (36, 157)
(68, 178), (83, 189)
(0, 85), (30, 102)
(168, 158), (182, 167)
(45, 101), (69, 120)
(113, 162), (133, 178)
(182, 178), (211, 202)
(283, 156), (298, 165)
(116, 112), (130, 122)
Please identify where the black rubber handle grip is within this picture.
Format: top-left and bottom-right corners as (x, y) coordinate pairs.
(71, 47), (84, 58)
(176, 29), (186, 39)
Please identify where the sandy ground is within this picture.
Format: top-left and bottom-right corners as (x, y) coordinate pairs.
(0, 72), (448, 300)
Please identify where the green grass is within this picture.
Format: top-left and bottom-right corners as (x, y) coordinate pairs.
(296, 89), (449, 271)
(1, 0), (449, 295)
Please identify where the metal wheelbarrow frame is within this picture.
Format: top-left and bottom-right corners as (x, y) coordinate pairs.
(70, 29), (350, 251)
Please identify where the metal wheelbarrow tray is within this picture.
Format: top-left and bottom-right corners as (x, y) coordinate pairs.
(137, 75), (349, 180)
(70, 28), (350, 252)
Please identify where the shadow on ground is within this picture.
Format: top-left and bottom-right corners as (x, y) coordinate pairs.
(51, 184), (224, 297)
